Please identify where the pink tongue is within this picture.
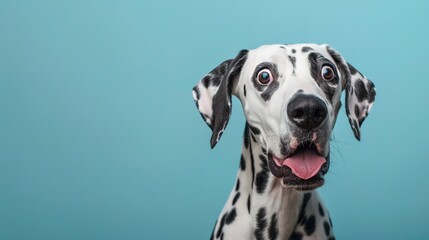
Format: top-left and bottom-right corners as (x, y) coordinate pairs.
(283, 149), (326, 180)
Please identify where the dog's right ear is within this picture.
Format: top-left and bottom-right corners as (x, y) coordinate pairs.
(325, 45), (376, 141)
(192, 50), (248, 149)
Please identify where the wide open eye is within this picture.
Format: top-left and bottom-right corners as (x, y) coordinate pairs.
(321, 65), (335, 81)
(257, 69), (273, 85)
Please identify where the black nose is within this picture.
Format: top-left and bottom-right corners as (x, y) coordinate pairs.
(287, 94), (328, 131)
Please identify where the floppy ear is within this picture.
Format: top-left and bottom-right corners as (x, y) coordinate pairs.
(192, 50), (248, 148)
(326, 46), (376, 140)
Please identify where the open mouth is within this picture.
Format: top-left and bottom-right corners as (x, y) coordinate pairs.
(268, 141), (330, 191)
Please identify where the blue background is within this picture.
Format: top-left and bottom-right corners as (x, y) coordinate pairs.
(1, 0), (428, 239)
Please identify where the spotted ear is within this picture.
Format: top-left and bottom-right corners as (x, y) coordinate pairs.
(344, 63), (376, 140)
(326, 46), (376, 140)
(192, 50), (248, 148)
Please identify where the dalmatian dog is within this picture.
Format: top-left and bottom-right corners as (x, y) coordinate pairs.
(192, 44), (376, 240)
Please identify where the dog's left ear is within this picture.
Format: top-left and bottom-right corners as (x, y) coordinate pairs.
(325, 45), (376, 140)
(192, 50), (248, 148)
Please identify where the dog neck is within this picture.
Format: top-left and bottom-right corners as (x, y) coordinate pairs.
(226, 123), (306, 238)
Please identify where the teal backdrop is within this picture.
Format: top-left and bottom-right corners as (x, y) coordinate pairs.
(1, 0), (428, 239)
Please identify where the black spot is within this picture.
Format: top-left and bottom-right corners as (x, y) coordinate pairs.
(309, 54), (326, 83)
(250, 138), (256, 188)
(268, 214), (278, 240)
(308, 52), (338, 85)
(243, 84), (247, 97)
(250, 153), (255, 189)
(347, 63), (358, 75)
(205, 60), (232, 88)
(292, 49), (296, 54)
(255, 154), (269, 194)
(216, 213), (226, 238)
(367, 80), (376, 103)
(328, 237), (336, 240)
(308, 52), (338, 102)
(298, 193), (312, 224)
(304, 215), (316, 235)
(232, 192), (240, 205)
(208, 60), (232, 87)
(324, 221), (330, 236)
(254, 207), (267, 240)
(243, 124), (250, 149)
(193, 86), (200, 100)
(354, 79), (368, 102)
(251, 62), (280, 101)
(211, 76), (221, 86)
(229, 50), (248, 78)
(247, 195), (251, 214)
(354, 104), (360, 117)
(225, 208), (237, 225)
(280, 46), (285, 49)
(248, 124), (261, 135)
(202, 75), (212, 88)
(290, 231), (303, 240)
(289, 55), (296, 69)
(251, 62), (279, 91)
(261, 80), (279, 101)
(240, 154), (246, 171)
(302, 46), (313, 52)
(297, 89), (303, 93)
(329, 215), (333, 227)
(318, 203), (325, 217)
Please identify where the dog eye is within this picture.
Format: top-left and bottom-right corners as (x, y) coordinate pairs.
(321, 65), (335, 81)
(257, 69), (273, 85)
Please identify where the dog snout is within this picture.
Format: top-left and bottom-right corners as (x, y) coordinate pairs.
(287, 94), (328, 131)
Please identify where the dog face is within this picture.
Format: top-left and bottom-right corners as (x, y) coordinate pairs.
(192, 44), (376, 190)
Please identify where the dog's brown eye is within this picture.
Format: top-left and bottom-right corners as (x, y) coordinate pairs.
(257, 69), (273, 85)
(321, 65), (335, 81)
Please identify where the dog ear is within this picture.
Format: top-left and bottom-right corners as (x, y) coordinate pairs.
(326, 46), (376, 140)
(192, 50), (248, 148)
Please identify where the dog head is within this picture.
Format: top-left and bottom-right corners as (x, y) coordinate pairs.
(192, 44), (376, 190)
